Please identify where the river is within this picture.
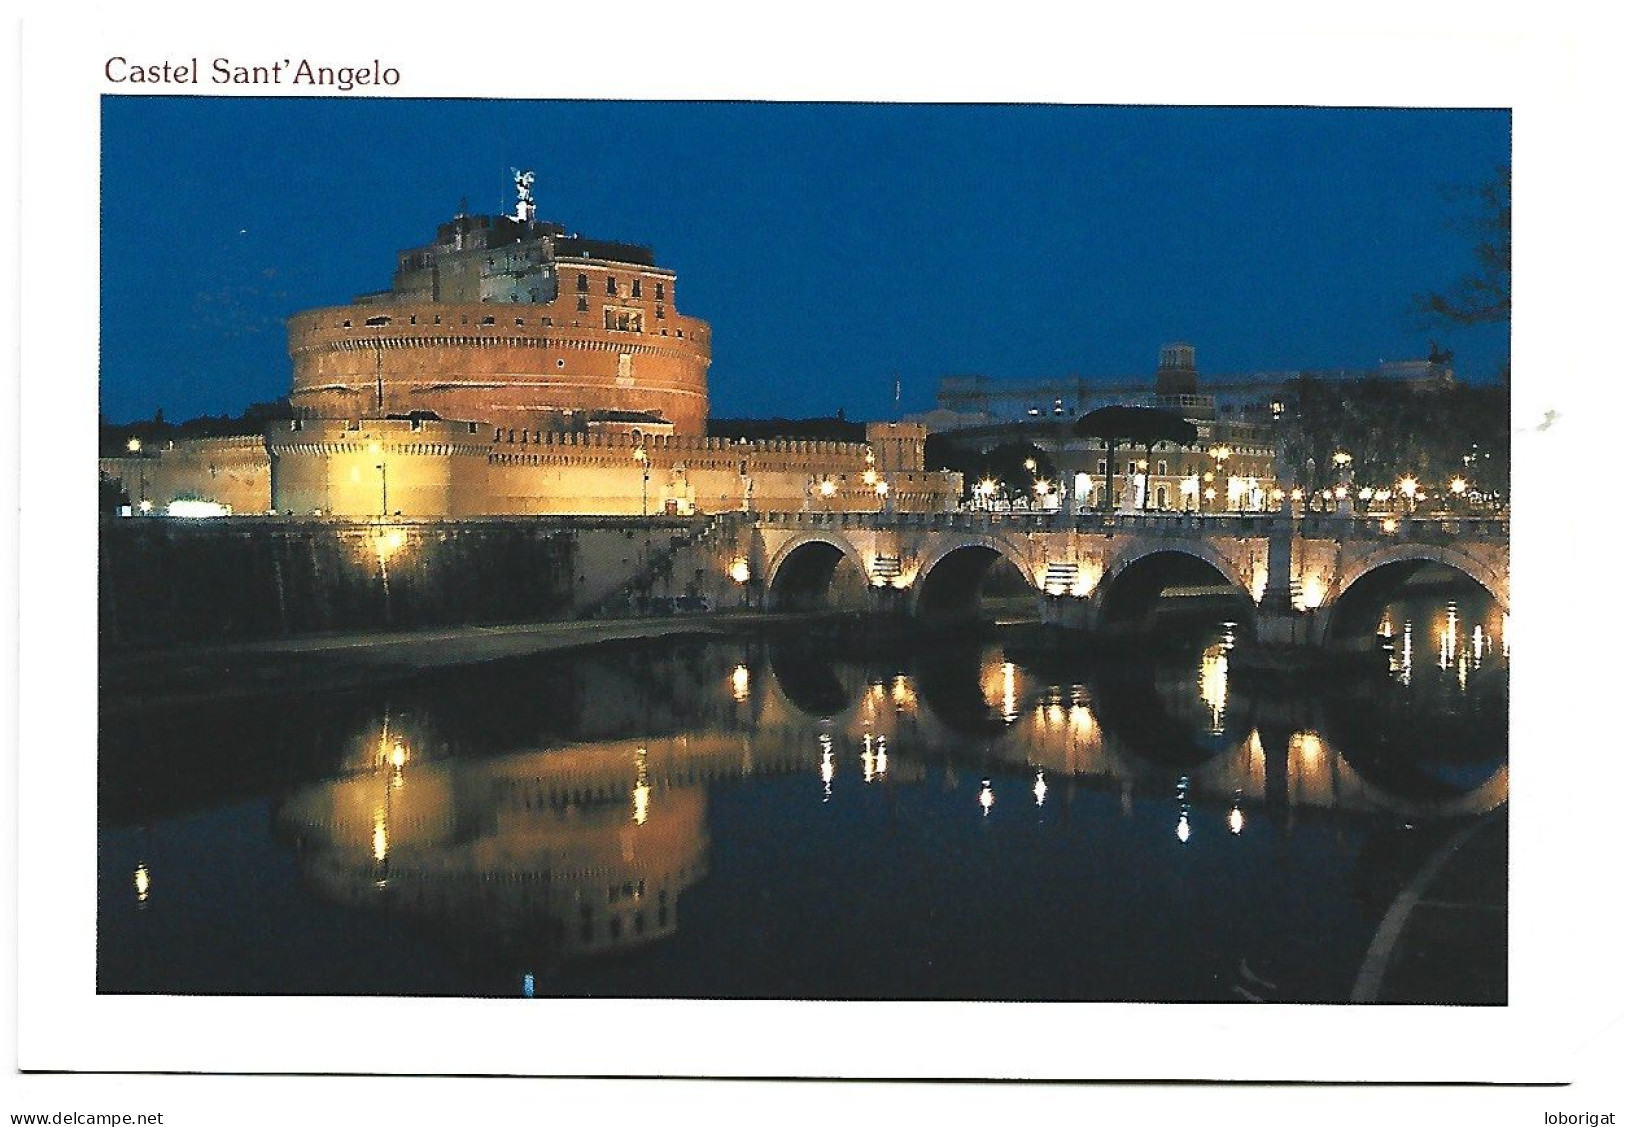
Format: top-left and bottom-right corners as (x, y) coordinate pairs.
(98, 590), (1507, 1003)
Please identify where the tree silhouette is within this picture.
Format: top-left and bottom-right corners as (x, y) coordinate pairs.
(1417, 166), (1510, 328)
(1073, 406), (1198, 510)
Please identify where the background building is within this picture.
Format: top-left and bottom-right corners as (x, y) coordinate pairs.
(919, 344), (1282, 512)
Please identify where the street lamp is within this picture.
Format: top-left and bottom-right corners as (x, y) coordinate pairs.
(633, 446), (650, 516)
(977, 478), (999, 511)
(1398, 475), (1419, 514)
(820, 477), (836, 510)
(1210, 445), (1232, 512)
(126, 437), (141, 454)
(369, 440), (388, 518)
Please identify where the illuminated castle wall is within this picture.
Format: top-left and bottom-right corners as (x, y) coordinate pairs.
(262, 417), (947, 518)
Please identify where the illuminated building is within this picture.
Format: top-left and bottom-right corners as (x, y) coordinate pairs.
(100, 172), (960, 518)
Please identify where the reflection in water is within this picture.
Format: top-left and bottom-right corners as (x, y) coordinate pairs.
(276, 740), (711, 963)
(101, 589), (1507, 1001)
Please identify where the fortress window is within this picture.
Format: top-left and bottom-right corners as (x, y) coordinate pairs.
(364, 315), (391, 327)
(576, 296), (588, 312)
(515, 317), (524, 326)
(606, 277), (618, 295)
(655, 281), (665, 300)
(341, 319), (351, 328)
(656, 305), (665, 319)
(631, 279), (641, 298)
(576, 273), (588, 293)
(676, 329), (683, 338)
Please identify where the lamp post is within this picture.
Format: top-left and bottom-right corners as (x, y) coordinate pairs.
(369, 441), (388, 518)
(1210, 445), (1232, 513)
(1331, 451), (1353, 516)
(1398, 475), (1419, 515)
(820, 477), (836, 511)
(633, 446), (650, 516)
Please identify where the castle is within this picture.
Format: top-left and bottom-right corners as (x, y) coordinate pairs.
(101, 173), (956, 518)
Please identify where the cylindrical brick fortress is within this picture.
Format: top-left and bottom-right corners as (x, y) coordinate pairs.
(288, 300), (710, 434)
(287, 211), (711, 434)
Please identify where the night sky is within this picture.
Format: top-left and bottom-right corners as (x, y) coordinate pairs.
(100, 98), (1509, 424)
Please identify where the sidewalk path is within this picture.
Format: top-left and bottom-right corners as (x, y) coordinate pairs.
(100, 614), (783, 713)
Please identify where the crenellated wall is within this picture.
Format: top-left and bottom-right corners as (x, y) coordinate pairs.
(100, 418), (962, 520)
(99, 435), (273, 515)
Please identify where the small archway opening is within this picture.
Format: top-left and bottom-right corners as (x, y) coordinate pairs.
(767, 541), (867, 612)
(915, 545), (1034, 622)
(1096, 550), (1253, 633)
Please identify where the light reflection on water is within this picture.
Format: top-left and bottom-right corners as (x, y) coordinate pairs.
(99, 592), (1507, 1002)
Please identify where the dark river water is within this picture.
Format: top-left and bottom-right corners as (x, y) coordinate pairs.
(98, 592), (1507, 1003)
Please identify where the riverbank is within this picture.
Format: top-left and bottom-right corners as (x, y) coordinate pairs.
(1353, 808), (1509, 1004)
(99, 613), (773, 714)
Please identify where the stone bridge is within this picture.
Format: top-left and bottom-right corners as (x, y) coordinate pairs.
(707, 509), (1509, 647)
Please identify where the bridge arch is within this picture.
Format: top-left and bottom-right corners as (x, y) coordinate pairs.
(1319, 543), (1506, 644)
(764, 532), (867, 612)
(1094, 543), (1255, 631)
(910, 534), (1038, 620)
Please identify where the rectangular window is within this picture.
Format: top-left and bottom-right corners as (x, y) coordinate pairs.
(655, 281), (665, 300)
(577, 296), (588, 312)
(606, 277), (618, 295)
(576, 273), (588, 292)
(631, 279), (642, 298)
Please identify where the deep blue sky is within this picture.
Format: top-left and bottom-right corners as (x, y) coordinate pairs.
(100, 98), (1509, 423)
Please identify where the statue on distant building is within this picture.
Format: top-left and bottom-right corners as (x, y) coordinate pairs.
(512, 169), (536, 223)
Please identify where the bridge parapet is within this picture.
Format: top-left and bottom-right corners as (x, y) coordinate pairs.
(748, 508), (1506, 542)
